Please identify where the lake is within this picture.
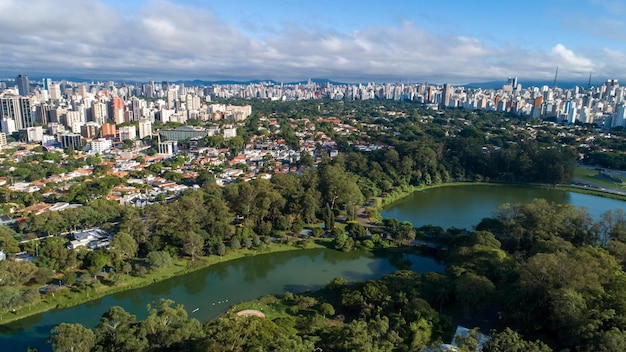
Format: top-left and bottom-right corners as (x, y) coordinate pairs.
(381, 184), (626, 230)
(0, 248), (443, 351)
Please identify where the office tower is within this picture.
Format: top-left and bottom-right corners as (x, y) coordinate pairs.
(59, 133), (82, 149)
(42, 78), (52, 91)
(35, 103), (52, 124)
(0, 132), (6, 147)
(16, 75), (30, 96)
(442, 84), (452, 108)
(0, 96), (33, 130)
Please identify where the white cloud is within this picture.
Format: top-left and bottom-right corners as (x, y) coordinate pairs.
(0, 0), (622, 83)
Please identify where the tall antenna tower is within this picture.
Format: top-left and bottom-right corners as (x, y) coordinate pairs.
(553, 66), (559, 89)
(588, 72), (592, 90)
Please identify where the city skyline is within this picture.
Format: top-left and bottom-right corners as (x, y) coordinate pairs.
(1, 0), (626, 84)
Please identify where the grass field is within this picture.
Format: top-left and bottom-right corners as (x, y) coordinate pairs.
(230, 295), (291, 320)
(573, 167), (626, 190)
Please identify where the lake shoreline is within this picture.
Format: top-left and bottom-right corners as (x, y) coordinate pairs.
(0, 241), (329, 327)
(373, 181), (626, 220)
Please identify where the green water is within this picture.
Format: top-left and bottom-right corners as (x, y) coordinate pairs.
(381, 184), (625, 230)
(0, 248), (442, 351)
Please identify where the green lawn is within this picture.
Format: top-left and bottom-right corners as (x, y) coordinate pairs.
(574, 167), (626, 190)
(230, 296), (291, 320)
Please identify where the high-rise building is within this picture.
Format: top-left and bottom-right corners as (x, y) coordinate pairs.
(42, 78), (52, 91)
(118, 125), (136, 141)
(49, 83), (62, 100)
(16, 75), (30, 96)
(442, 84), (452, 109)
(0, 132), (6, 147)
(101, 123), (117, 139)
(58, 133), (82, 149)
(92, 101), (108, 124)
(1, 118), (16, 135)
(77, 85), (88, 99)
(109, 97), (124, 124)
(0, 96), (33, 130)
(24, 126), (43, 142)
(91, 138), (112, 153)
(35, 103), (52, 124)
(80, 122), (99, 139)
(138, 119), (152, 139)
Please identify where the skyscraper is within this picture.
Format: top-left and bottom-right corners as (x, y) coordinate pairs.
(441, 84), (452, 109)
(16, 75), (30, 96)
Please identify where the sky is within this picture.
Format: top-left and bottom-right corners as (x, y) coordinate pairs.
(1, 0), (625, 84)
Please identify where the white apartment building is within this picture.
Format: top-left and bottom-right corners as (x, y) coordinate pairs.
(119, 125), (137, 141)
(91, 138), (112, 153)
(138, 119), (152, 139)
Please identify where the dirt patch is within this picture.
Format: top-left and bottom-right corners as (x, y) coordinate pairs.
(236, 309), (265, 318)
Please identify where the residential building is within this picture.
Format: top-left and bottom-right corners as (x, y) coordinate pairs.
(138, 119), (152, 139)
(110, 97), (124, 124)
(101, 123), (117, 138)
(24, 126), (43, 142)
(119, 125), (137, 141)
(0, 96), (33, 130)
(92, 101), (108, 124)
(1, 118), (16, 135)
(80, 122), (100, 139)
(91, 138), (112, 153)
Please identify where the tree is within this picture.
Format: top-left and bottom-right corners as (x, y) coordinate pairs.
(146, 251), (172, 270)
(111, 232), (138, 261)
(227, 135), (244, 156)
(216, 243), (226, 257)
(50, 323), (95, 352)
(94, 306), (147, 352)
(483, 328), (552, 352)
(182, 231), (204, 261)
(319, 302), (335, 318)
(230, 237), (241, 250)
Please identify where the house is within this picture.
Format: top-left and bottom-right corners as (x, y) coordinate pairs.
(67, 228), (110, 250)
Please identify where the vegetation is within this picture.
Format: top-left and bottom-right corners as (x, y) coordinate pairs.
(2, 99), (625, 350)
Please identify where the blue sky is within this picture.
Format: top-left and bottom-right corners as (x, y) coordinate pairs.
(1, 0), (625, 83)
